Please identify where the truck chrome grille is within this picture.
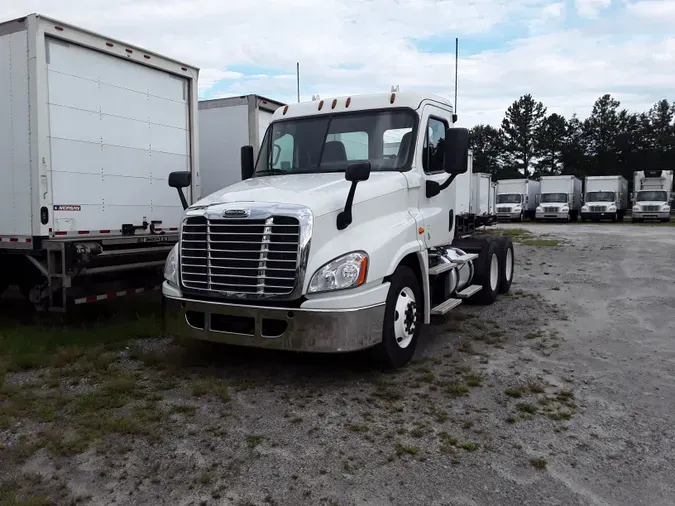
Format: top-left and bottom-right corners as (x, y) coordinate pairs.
(589, 205), (606, 212)
(643, 205), (660, 212)
(543, 206), (558, 213)
(180, 216), (300, 296)
(497, 206), (511, 213)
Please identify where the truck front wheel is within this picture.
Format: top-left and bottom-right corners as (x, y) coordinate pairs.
(374, 265), (422, 369)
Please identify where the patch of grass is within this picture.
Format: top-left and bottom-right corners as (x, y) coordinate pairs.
(373, 379), (403, 402)
(525, 332), (541, 340)
(506, 416), (518, 424)
(246, 435), (265, 449)
(557, 390), (575, 401)
(517, 403), (538, 415)
(530, 458), (548, 469)
(191, 377), (230, 402)
(493, 228), (533, 240)
(435, 410), (449, 423)
(290, 417), (303, 424)
(443, 383), (469, 398)
(528, 382), (546, 394)
(171, 404), (197, 416)
(462, 421), (474, 430)
(345, 423), (369, 433)
(410, 428), (424, 438)
(199, 473), (212, 485)
(465, 374), (484, 387)
(457, 342), (475, 354)
(549, 411), (573, 421)
(394, 441), (418, 457)
(459, 442), (479, 452)
(520, 239), (561, 247)
(504, 388), (524, 398)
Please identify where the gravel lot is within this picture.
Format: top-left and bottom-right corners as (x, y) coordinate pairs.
(1, 223), (675, 506)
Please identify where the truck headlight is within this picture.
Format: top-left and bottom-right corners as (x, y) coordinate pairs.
(164, 244), (179, 286)
(308, 251), (368, 293)
(633, 205), (640, 211)
(560, 206), (569, 212)
(608, 205), (617, 211)
(661, 205), (670, 211)
(581, 206), (588, 212)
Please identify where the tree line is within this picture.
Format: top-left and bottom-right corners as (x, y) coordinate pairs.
(469, 94), (675, 185)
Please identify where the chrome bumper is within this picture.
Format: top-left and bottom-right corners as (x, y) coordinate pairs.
(497, 212), (522, 220)
(632, 211), (669, 219)
(162, 295), (385, 353)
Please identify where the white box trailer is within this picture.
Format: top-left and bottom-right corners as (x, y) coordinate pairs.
(535, 175), (582, 222)
(632, 170), (673, 222)
(495, 178), (540, 221)
(199, 95), (285, 198)
(471, 172), (492, 216)
(489, 181), (498, 216)
(0, 14), (199, 310)
(581, 175), (628, 222)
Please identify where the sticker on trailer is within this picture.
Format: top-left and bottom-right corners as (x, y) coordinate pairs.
(54, 205), (81, 211)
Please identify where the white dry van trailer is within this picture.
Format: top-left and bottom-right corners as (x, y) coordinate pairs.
(632, 170), (673, 222)
(581, 175), (628, 222)
(495, 179), (540, 221)
(199, 95), (285, 198)
(0, 14), (199, 310)
(489, 181), (498, 216)
(162, 91), (517, 369)
(471, 172), (492, 217)
(535, 175), (583, 222)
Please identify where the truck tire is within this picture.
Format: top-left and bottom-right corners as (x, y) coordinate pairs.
(374, 265), (423, 369)
(495, 236), (514, 294)
(451, 237), (500, 305)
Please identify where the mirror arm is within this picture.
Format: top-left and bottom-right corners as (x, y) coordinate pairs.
(176, 188), (189, 211)
(426, 174), (458, 198)
(337, 181), (359, 230)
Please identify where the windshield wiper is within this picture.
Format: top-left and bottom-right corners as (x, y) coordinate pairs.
(254, 169), (287, 176)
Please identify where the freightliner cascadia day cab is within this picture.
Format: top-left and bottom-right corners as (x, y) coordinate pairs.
(535, 175), (582, 222)
(0, 14), (199, 310)
(581, 175), (628, 222)
(495, 179), (540, 221)
(162, 92), (516, 368)
(199, 95), (285, 197)
(632, 170), (673, 223)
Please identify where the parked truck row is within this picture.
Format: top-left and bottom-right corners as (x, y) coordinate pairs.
(495, 171), (672, 223)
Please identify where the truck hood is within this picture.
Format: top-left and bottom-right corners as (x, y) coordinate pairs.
(192, 172), (409, 217)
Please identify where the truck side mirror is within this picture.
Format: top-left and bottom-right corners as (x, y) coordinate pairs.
(443, 128), (469, 174)
(241, 145), (255, 181)
(337, 161), (372, 230)
(168, 171), (191, 210)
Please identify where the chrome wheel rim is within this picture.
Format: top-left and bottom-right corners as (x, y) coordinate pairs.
(393, 287), (417, 349)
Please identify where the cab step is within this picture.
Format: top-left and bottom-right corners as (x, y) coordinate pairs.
(456, 284), (482, 299)
(431, 298), (462, 315)
(452, 253), (478, 264)
(428, 261), (457, 276)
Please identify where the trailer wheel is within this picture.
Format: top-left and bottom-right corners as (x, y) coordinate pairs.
(495, 236), (514, 294)
(374, 265), (423, 369)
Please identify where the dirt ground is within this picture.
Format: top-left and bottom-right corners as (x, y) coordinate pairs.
(1, 223), (675, 506)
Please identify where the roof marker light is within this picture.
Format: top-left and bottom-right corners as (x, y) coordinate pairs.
(318, 100), (324, 111)
(283, 105), (289, 115)
(106, 42), (114, 47)
(125, 49), (133, 54)
(331, 99), (337, 109)
(181, 67), (188, 71)
(144, 54), (151, 59)
(54, 26), (64, 31)
(346, 97), (351, 108)
(390, 93), (396, 104)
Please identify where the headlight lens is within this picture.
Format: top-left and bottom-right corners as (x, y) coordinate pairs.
(308, 251), (368, 293)
(633, 205), (640, 211)
(608, 205), (617, 211)
(560, 206), (569, 212)
(164, 244), (179, 285)
(581, 206), (588, 211)
(661, 205), (670, 211)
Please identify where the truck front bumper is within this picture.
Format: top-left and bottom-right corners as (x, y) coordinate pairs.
(497, 212), (522, 221)
(535, 211), (569, 221)
(161, 283), (386, 353)
(581, 211), (617, 220)
(632, 211), (670, 220)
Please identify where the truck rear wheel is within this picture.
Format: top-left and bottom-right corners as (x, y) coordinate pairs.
(451, 237), (500, 305)
(495, 236), (514, 294)
(374, 265), (422, 369)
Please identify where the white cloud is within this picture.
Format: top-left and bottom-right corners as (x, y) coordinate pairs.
(4, 0), (674, 128)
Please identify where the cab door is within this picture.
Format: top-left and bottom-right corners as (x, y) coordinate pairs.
(416, 104), (455, 248)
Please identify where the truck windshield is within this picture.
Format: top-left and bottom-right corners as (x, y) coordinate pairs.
(254, 109), (417, 175)
(586, 191), (615, 202)
(541, 193), (568, 203)
(636, 190), (668, 202)
(497, 194), (521, 204)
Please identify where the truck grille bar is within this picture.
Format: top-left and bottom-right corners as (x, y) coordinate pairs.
(543, 206), (558, 213)
(642, 205), (660, 212)
(589, 205), (606, 212)
(180, 216), (300, 296)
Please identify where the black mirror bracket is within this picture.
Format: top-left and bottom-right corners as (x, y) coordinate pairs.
(426, 174), (458, 198)
(175, 188), (189, 210)
(337, 181), (359, 230)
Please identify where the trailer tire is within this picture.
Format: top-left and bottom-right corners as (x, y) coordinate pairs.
(495, 236), (514, 294)
(373, 265), (423, 369)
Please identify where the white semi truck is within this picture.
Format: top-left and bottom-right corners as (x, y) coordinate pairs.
(581, 175), (628, 222)
(535, 175), (583, 222)
(199, 95), (285, 197)
(163, 92), (516, 369)
(632, 170), (673, 223)
(495, 179), (540, 221)
(0, 14), (199, 310)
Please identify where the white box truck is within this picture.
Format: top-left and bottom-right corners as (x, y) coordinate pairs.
(632, 170), (673, 223)
(0, 14), (199, 310)
(199, 95), (285, 198)
(162, 91), (518, 369)
(581, 175), (628, 222)
(495, 179), (540, 221)
(535, 175), (583, 222)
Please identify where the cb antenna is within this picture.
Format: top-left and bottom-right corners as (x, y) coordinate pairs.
(453, 37), (458, 123)
(296, 62), (300, 103)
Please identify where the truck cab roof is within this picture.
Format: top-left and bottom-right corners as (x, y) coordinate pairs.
(273, 92), (454, 120)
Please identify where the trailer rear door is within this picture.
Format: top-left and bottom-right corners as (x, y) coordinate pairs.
(46, 37), (191, 235)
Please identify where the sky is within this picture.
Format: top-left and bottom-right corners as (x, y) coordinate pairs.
(4, 0), (675, 128)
